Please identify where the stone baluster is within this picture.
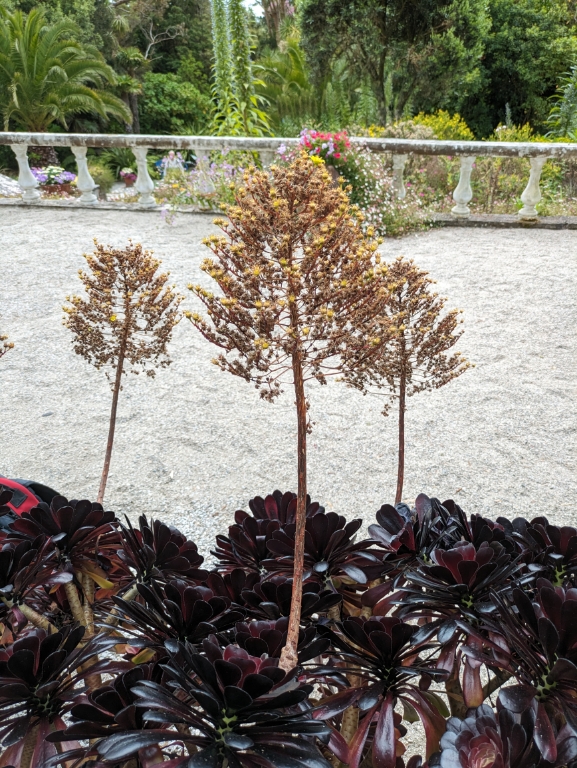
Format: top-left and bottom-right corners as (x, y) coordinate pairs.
(132, 146), (156, 207)
(259, 149), (276, 168)
(195, 149), (215, 194)
(518, 156), (547, 221)
(10, 144), (41, 202)
(451, 156), (475, 217)
(392, 154), (408, 199)
(71, 146), (98, 203)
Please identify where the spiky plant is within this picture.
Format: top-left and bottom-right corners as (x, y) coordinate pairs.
(0, 627), (126, 768)
(188, 153), (389, 669)
(79, 638), (333, 768)
(64, 240), (182, 504)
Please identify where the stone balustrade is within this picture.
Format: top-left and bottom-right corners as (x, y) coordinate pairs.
(2, 132), (577, 221)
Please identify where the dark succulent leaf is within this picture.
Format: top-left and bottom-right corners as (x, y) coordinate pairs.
(261, 512), (383, 600)
(118, 515), (207, 589)
(320, 616), (446, 761)
(494, 580), (577, 732)
(437, 704), (541, 768)
(401, 539), (522, 629)
(89, 638), (331, 768)
(112, 579), (243, 654)
(7, 496), (121, 575)
(240, 574), (341, 622)
(498, 684), (536, 713)
(230, 617), (329, 664)
(0, 626), (128, 760)
(212, 491), (323, 574)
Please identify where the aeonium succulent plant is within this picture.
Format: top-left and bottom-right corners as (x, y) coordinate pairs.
(316, 615), (448, 768)
(508, 517), (577, 588)
(364, 494), (452, 616)
(243, 490), (324, 526)
(0, 538), (67, 634)
(401, 540), (524, 625)
(212, 490), (323, 574)
(89, 638), (333, 768)
(0, 626), (128, 768)
(263, 512), (382, 589)
(7, 495), (122, 630)
(240, 574), (341, 622)
(111, 579), (244, 659)
(430, 704), (543, 768)
(493, 581), (577, 764)
(46, 663), (165, 767)
(117, 514), (207, 597)
(230, 617), (329, 664)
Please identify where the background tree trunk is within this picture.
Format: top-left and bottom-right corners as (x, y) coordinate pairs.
(128, 92), (140, 133)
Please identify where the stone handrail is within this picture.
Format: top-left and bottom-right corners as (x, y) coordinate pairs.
(2, 131), (576, 220)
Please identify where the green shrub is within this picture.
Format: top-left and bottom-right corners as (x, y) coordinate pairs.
(99, 148), (136, 179)
(413, 110), (475, 140)
(139, 72), (211, 135)
(87, 161), (115, 195)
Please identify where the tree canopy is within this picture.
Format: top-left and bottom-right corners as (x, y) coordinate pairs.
(0, 7), (130, 131)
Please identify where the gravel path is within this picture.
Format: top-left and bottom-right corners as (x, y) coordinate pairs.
(0, 208), (575, 558)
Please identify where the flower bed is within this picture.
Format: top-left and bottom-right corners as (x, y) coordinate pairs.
(0, 486), (576, 768)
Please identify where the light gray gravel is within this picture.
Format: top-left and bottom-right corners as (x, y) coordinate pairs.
(0, 208), (575, 558)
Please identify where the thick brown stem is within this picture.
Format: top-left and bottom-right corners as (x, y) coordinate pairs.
(482, 669), (512, 700)
(81, 573), (96, 637)
(104, 582), (140, 628)
(279, 350), (307, 672)
(394, 374), (406, 505)
(338, 673), (361, 768)
(12, 601), (58, 634)
(445, 659), (467, 718)
(20, 723), (39, 768)
(97, 345), (126, 505)
(65, 581), (87, 627)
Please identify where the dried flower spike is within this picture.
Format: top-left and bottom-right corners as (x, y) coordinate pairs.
(64, 240), (183, 504)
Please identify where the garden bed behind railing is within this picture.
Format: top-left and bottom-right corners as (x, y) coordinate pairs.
(2, 132), (577, 222)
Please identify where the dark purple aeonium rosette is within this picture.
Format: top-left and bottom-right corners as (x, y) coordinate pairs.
(81, 638), (333, 768)
(315, 615), (448, 768)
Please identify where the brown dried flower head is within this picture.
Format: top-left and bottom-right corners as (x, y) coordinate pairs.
(359, 255), (472, 414)
(188, 152), (389, 401)
(64, 240), (183, 381)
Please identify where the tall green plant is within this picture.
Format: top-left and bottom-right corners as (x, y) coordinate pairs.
(210, 0), (232, 100)
(547, 64), (577, 139)
(209, 0), (270, 136)
(228, 0), (253, 105)
(0, 8), (130, 132)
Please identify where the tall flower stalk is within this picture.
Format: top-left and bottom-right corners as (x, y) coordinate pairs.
(188, 154), (389, 669)
(64, 240), (182, 504)
(210, 0), (233, 101)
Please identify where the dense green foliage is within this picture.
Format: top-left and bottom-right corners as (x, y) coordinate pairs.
(0, 0), (576, 141)
(0, 7), (129, 131)
(139, 71), (211, 134)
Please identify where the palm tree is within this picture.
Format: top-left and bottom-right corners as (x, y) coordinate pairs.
(0, 8), (131, 133)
